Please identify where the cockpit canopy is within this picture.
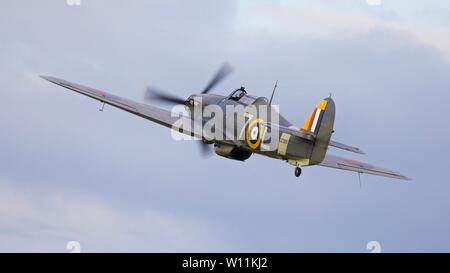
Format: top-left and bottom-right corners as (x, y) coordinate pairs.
(187, 96), (201, 107)
(184, 87), (269, 108)
(229, 87), (247, 101)
(228, 87), (267, 106)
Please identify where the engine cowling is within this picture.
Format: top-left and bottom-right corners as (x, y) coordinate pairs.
(214, 144), (252, 161)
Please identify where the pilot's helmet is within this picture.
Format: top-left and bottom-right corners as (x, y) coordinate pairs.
(239, 86), (246, 91)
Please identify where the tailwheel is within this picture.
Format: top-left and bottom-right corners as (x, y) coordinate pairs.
(295, 167), (302, 177)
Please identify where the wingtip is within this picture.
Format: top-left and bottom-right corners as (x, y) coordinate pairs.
(397, 174), (412, 181)
(39, 75), (62, 85)
(39, 75), (52, 82)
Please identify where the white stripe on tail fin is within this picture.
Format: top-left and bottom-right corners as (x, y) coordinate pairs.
(302, 99), (328, 134)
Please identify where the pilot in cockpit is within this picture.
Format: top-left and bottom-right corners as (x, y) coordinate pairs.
(229, 86), (246, 101)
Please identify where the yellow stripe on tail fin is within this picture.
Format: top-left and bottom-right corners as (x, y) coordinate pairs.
(302, 99), (329, 134)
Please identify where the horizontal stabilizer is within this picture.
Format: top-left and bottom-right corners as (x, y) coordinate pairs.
(329, 140), (365, 154)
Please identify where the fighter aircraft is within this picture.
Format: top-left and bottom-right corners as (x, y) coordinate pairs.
(40, 64), (410, 180)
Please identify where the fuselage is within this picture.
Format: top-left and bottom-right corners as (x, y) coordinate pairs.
(185, 89), (316, 163)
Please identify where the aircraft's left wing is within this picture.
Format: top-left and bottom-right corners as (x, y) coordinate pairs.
(40, 76), (202, 138)
(319, 154), (411, 181)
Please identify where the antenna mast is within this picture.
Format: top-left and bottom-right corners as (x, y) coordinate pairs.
(269, 80), (278, 105)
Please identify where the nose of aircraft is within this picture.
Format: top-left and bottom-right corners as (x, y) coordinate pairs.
(187, 94), (226, 107)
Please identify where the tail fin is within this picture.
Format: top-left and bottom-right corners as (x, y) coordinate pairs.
(302, 98), (335, 164)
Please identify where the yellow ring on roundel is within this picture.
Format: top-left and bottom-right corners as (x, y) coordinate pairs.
(245, 118), (265, 150)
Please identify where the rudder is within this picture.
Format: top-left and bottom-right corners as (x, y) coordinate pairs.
(301, 98), (335, 164)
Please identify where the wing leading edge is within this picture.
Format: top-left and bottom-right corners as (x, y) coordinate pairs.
(319, 154), (410, 181)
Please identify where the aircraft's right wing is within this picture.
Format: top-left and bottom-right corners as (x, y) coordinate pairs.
(40, 76), (202, 138)
(319, 154), (411, 181)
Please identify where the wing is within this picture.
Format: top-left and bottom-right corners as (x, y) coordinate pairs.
(319, 154), (410, 181)
(40, 75), (201, 138)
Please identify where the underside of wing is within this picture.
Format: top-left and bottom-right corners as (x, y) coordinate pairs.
(40, 75), (202, 138)
(319, 154), (410, 181)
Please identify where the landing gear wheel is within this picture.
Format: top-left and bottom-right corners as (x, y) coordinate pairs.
(295, 167), (302, 177)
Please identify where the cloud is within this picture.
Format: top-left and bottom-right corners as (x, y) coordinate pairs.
(0, 180), (227, 252)
(234, 1), (450, 59)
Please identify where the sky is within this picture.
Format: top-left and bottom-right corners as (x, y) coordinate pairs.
(1, 0), (450, 252)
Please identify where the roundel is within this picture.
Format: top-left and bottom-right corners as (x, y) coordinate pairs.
(245, 118), (265, 150)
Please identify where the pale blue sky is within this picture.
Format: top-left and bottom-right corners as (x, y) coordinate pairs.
(1, 0), (449, 252)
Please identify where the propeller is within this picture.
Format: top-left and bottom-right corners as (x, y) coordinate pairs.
(198, 141), (214, 158)
(144, 87), (185, 105)
(144, 62), (233, 105)
(201, 62), (233, 94)
(143, 62), (232, 158)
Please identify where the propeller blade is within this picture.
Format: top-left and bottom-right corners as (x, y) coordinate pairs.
(201, 63), (233, 94)
(144, 87), (186, 105)
(198, 141), (214, 158)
